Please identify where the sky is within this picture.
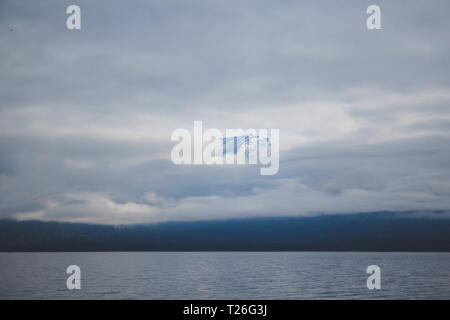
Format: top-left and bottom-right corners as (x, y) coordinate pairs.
(1, 0), (450, 225)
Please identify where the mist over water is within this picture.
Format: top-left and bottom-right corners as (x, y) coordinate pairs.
(0, 252), (449, 299)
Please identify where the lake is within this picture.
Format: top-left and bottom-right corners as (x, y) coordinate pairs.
(0, 252), (449, 299)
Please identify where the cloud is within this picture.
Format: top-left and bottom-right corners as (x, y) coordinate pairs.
(1, 0), (450, 224)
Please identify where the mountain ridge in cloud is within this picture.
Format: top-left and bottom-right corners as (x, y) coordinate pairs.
(1, 211), (450, 251)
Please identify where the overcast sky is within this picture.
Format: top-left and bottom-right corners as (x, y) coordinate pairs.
(1, 0), (450, 224)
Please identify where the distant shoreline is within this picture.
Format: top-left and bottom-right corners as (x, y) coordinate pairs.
(1, 212), (450, 252)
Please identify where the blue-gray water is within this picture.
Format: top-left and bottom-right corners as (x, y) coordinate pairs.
(0, 252), (449, 299)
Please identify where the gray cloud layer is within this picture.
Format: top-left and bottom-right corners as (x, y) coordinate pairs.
(1, 0), (450, 224)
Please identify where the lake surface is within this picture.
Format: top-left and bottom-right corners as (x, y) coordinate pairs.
(0, 252), (449, 299)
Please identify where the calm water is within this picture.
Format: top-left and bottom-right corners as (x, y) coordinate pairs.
(0, 252), (449, 299)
